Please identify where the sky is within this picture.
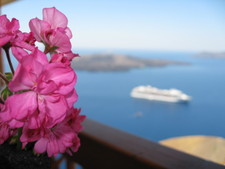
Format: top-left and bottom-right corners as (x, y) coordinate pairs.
(2, 0), (225, 52)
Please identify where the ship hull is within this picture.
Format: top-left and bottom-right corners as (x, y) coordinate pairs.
(130, 85), (191, 103)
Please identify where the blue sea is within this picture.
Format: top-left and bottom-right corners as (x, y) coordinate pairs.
(75, 49), (225, 142)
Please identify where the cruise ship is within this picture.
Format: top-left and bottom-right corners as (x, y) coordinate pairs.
(130, 85), (191, 103)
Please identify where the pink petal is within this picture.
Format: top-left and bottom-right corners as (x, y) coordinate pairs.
(0, 16), (19, 46)
(0, 15), (9, 33)
(8, 119), (24, 128)
(0, 105), (12, 122)
(27, 110), (45, 129)
(66, 51), (79, 60)
(43, 7), (68, 29)
(64, 27), (72, 39)
(69, 136), (80, 153)
(29, 18), (50, 42)
(9, 63), (34, 91)
(45, 29), (71, 53)
(50, 52), (77, 66)
(45, 63), (75, 84)
(43, 62), (76, 95)
(47, 138), (59, 157)
(66, 108), (85, 132)
(9, 18), (20, 32)
(57, 74), (76, 96)
(65, 89), (78, 108)
(0, 104), (4, 111)
(9, 48), (48, 92)
(0, 36), (12, 46)
(0, 15), (19, 33)
(13, 40), (35, 51)
(0, 123), (11, 144)
(20, 126), (42, 144)
(34, 138), (48, 154)
(58, 141), (66, 153)
(36, 80), (58, 95)
(47, 125), (74, 155)
(11, 47), (29, 61)
(30, 47), (49, 65)
(41, 94), (68, 128)
(7, 91), (37, 120)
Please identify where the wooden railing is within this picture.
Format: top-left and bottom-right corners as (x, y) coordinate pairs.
(60, 118), (225, 169)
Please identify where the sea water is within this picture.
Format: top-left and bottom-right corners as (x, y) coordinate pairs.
(75, 50), (225, 141)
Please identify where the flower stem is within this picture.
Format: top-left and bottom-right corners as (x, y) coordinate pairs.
(0, 97), (4, 104)
(16, 128), (23, 150)
(3, 45), (14, 75)
(0, 72), (9, 84)
(44, 45), (50, 54)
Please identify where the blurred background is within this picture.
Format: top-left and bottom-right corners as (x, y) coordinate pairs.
(1, 0), (225, 142)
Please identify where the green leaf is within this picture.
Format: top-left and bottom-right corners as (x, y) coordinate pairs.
(50, 46), (59, 51)
(4, 72), (13, 81)
(1, 87), (13, 100)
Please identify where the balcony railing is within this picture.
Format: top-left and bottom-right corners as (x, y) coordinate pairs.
(54, 118), (225, 169)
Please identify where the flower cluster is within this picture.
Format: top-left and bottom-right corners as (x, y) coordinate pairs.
(0, 7), (85, 157)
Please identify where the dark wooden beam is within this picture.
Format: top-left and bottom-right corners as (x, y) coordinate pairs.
(0, 0), (16, 7)
(69, 119), (225, 169)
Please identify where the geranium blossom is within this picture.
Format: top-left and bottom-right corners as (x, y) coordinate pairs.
(0, 15), (19, 47)
(11, 32), (36, 61)
(0, 7), (84, 157)
(20, 108), (85, 157)
(3, 48), (77, 129)
(29, 7), (72, 53)
(0, 104), (16, 144)
(50, 52), (79, 66)
(34, 124), (79, 157)
(65, 108), (85, 132)
(0, 15), (36, 60)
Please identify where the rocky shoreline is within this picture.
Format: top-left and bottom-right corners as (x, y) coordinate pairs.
(72, 53), (190, 72)
(195, 52), (225, 59)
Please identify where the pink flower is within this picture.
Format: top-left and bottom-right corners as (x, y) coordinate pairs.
(11, 32), (36, 61)
(42, 7), (72, 38)
(20, 107), (85, 157)
(4, 48), (77, 129)
(65, 108), (86, 132)
(0, 15), (35, 61)
(34, 123), (80, 157)
(0, 104), (16, 144)
(29, 7), (72, 53)
(0, 15), (20, 47)
(0, 122), (12, 144)
(0, 7), (83, 157)
(20, 124), (43, 149)
(50, 52), (79, 66)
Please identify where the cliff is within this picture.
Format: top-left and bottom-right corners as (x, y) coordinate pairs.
(72, 53), (189, 72)
(195, 52), (225, 59)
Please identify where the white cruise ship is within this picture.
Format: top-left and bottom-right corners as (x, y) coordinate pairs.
(130, 85), (191, 103)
